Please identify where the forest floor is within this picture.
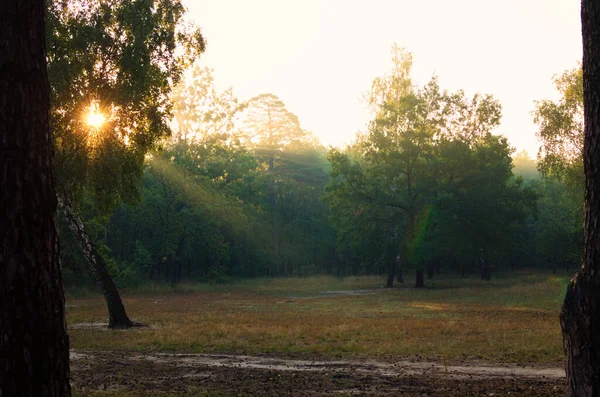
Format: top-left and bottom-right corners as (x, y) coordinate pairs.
(67, 272), (569, 396)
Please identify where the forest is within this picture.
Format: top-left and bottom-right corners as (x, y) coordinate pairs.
(2, 0), (599, 396)
(58, 49), (583, 290)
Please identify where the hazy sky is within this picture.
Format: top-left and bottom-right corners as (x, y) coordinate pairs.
(183, 0), (582, 157)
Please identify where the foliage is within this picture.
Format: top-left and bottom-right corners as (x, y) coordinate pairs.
(57, 40), (583, 289)
(67, 70), (340, 284)
(47, 0), (205, 213)
(534, 66), (583, 181)
(531, 65), (584, 274)
(326, 46), (535, 278)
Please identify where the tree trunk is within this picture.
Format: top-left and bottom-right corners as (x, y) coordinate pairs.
(0, 1), (71, 394)
(427, 263), (435, 279)
(60, 198), (133, 328)
(561, 2), (600, 395)
(396, 271), (404, 283)
(415, 269), (424, 288)
(386, 257), (395, 288)
(396, 255), (404, 283)
(480, 250), (491, 281)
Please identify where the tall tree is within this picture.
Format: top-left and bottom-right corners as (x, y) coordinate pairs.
(237, 93), (317, 270)
(560, 1), (600, 395)
(47, 0), (204, 327)
(0, 1), (70, 395)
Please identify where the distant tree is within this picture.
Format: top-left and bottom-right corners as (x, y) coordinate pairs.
(100, 84), (338, 280)
(0, 1), (70, 395)
(47, 0), (204, 327)
(560, 1), (600, 395)
(327, 46), (522, 286)
(237, 93), (318, 271)
(512, 150), (539, 180)
(534, 66), (583, 188)
(170, 64), (240, 142)
(533, 179), (581, 273)
(434, 136), (537, 278)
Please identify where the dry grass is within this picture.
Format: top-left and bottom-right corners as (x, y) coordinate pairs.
(66, 272), (568, 365)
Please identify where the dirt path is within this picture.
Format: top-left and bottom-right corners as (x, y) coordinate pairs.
(70, 350), (566, 396)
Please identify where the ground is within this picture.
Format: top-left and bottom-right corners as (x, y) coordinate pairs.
(67, 272), (569, 396)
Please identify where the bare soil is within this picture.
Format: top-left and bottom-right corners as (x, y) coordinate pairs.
(70, 350), (566, 396)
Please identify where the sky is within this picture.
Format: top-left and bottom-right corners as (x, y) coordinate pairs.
(182, 0), (582, 157)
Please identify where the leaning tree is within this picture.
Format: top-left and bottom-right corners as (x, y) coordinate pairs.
(560, 0), (600, 395)
(47, 0), (204, 327)
(0, 1), (70, 395)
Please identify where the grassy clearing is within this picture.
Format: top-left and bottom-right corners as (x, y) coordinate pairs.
(67, 272), (567, 365)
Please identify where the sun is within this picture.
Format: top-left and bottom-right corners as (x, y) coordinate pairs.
(85, 103), (106, 128)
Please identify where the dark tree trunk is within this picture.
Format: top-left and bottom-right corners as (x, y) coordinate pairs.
(386, 257), (395, 288)
(61, 198), (133, 329)
(415, 269), (424, 288)
(427, 263), (435, 279)
(396, 255), (404, 283)
(0, 1), (71, 394)
(480, 250), (491, 281)
(560, 2), (600, 395)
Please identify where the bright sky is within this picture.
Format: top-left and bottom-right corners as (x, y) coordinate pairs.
(183, 0), (582, 157)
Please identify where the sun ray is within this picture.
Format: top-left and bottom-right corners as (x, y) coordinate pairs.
(85, 102), (106, 129)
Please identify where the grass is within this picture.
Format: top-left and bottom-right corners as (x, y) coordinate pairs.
(66, 272), (568, 365)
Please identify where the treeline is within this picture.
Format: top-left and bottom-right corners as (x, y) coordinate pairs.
(60, 50), (584, 289)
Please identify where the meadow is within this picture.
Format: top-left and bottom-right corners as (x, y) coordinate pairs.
(67, 272), (568, 366)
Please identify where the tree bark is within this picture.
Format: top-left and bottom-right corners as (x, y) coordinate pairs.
(60, 198), (133, 329)
(0, 1), (71, 395)
(560, 1), (600, 395)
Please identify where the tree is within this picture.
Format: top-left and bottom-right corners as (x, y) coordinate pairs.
(328, 48), (438, 287)
(0, 1), (70, 395)
(98, 79), (338, 280)
(533, 178), (581, 273)
(47, 0), (204, 327)
(512, 150), (539, 180)
(171, 64), (240, 142)
(434, 136), (537, 278)
(328, 46), (516, 286)
(237, 93), (318, 271)
(534, 66), (583, 180)
(560, 1), (600, 395)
